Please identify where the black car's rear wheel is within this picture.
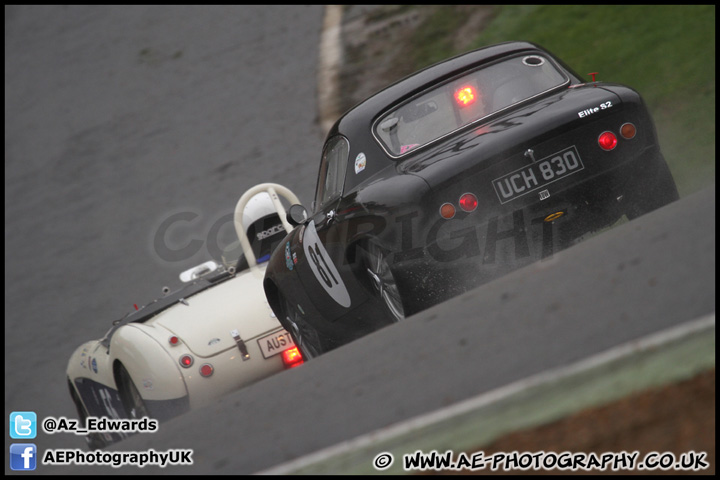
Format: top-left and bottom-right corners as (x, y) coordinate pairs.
(280, 294), (324, 360)
(357, 242), (405, 323)
(116, 364), (150, 419)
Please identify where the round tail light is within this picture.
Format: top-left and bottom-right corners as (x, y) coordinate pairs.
(620, 123), (636, 139)
(598, 131), (617, 151)
(179, 354), (194, 368)
(458, 193), (478, 212)
(168, 335), (180, 346)
(199, 364), (214, 377)
(440, 203), (456, 219)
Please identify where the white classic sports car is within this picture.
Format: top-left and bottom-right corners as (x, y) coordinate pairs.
(66, 183), (305, 449)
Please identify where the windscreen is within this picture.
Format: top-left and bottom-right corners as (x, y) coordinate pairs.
(374, 54), (568, 157)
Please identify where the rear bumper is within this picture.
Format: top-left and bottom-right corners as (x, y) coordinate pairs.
(392, 146), (672, 313)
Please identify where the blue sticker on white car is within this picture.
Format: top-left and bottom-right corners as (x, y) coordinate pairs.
(302, 221), (351, 308)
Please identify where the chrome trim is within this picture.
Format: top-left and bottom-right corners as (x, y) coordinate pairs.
(522, 55), (545, 67)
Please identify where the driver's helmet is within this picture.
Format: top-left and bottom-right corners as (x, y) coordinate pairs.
(241, 192), (286, 264)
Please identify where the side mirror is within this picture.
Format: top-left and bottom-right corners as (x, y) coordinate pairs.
(286, 204), (308, 227)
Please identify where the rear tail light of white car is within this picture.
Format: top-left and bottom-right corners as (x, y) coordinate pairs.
(168, 335), (181, 346)
(281, 347), (303, 369)
(179, 354), (194, 368)
(199, 364), (214, 377)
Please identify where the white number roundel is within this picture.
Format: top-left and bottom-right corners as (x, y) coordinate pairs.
(302, 221), (351, 308)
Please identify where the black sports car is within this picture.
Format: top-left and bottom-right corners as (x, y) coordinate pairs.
(263, 41), (679, 358)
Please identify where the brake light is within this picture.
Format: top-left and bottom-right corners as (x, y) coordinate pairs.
(598, 131), (617, 151)
(168, 335), (180, 346)
(281, 347), (303, 369)
(455, 86), (477, 107)
(458, 193), (478, 212)
(199, 364), (214, 377)
(179, 354), (194, 368)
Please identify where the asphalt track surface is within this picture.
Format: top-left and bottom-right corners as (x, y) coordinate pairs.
(5, 5), (715, 475)
(5, 4), (325, 471)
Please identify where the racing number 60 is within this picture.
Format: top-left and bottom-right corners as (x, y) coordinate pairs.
(308, 242), (338, 287)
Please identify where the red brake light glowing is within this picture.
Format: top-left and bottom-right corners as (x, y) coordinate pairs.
(440, 203), (456, 219)
(281, 347), (303, 369)
(179, 354), (194, 368)
(455, 86), (477, 107)
(199, 364), (214, 377)
(458, 193), (478, 212)
(598, 131), (617, 151)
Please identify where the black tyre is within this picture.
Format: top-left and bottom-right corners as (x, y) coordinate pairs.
(115, 364), (150, 419)
(67, 378), (108, 450)
(357, 242), (405, 322)
(626, 155), (679, 219)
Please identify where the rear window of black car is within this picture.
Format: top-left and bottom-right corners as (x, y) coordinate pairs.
(373, 54), (568, 157)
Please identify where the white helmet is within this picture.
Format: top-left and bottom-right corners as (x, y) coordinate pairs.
(242, 192), (278, 232)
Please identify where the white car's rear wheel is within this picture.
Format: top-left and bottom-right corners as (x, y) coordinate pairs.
(67, 378), (108, 450)
(116, 364), (150, 419)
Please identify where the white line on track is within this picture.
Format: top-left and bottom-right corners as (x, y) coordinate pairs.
(258, 312), (715, 474)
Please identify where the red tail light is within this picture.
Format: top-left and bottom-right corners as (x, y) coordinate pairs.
(179, 354), (194, 368)
(598, 131), (617, 151)
(199, 364), (214, 377)
(458, 193), (478, 212)
(281, 347), (303, 369)
(168, 335), (180, 346)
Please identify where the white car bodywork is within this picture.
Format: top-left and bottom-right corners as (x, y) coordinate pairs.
(66, 184), (303, 448)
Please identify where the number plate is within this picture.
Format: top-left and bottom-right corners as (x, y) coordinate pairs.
(257, 329), (296, 359)
(492, 146), (584, 204)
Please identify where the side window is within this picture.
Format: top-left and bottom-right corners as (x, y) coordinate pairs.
(314, 136), (350, 211)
